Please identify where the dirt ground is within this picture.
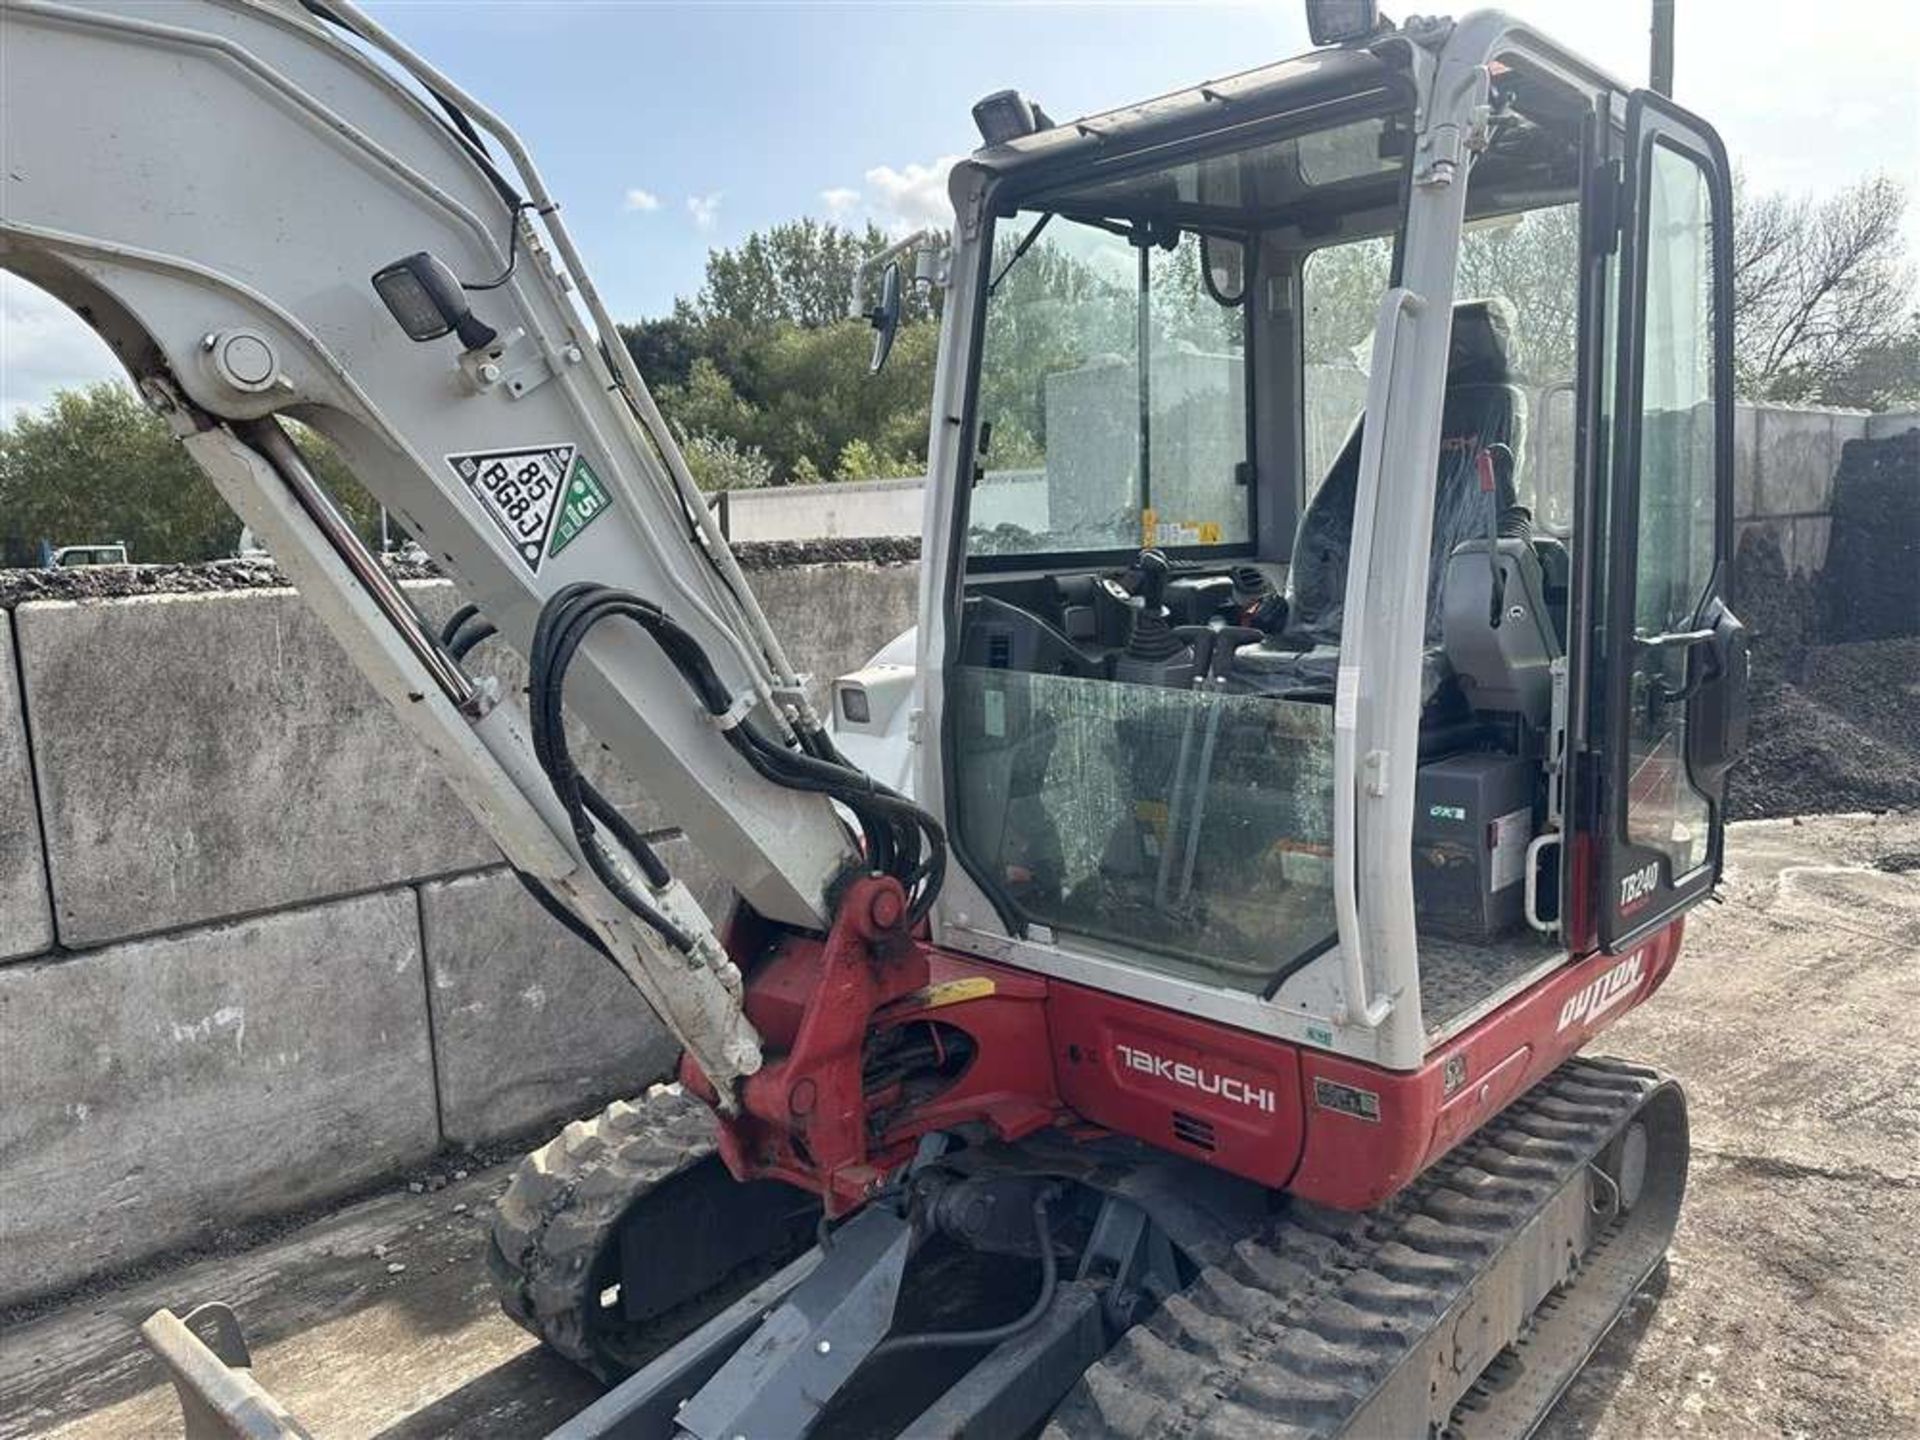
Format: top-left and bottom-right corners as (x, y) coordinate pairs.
(1, 810), (1915, 1439)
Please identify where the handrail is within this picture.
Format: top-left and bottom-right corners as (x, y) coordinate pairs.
(1331, 285), (1426, 1030)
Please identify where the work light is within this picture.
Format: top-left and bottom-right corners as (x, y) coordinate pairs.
(371, 251), (497, 350)
(1305, 0), (1382, 46)
(972, 89), (1051, 147)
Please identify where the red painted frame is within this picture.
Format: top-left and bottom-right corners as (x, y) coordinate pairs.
(685, 874), (1684, 1215)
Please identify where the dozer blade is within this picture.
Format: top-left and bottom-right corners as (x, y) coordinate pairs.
(1047, 1056), (1688, 1439)
(140, 1303), (315, 1440)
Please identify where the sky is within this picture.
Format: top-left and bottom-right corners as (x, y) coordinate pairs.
(3, 0), (1916, 418)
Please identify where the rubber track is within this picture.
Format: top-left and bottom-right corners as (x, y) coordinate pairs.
(488, 1085), (717, 1380)
(1044, 1057), (1668, 1440)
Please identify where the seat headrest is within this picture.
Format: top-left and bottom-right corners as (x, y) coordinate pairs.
(1447, 298), (1518, 385)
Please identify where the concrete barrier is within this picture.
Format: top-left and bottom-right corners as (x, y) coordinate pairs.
(0, 888), (437, 1307)
(746, 563), (917, 708)
(418, 866), (677, 1146)
(0, 558), (914, 1306)
(717, 475), (928, 541)
(1, 613), (52, 961)
(13, 590), (496, 949)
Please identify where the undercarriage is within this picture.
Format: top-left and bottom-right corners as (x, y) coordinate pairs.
(144, 1057), (1682, 1438)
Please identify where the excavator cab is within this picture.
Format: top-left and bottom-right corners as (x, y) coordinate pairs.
(912, 13), (1747, 1108)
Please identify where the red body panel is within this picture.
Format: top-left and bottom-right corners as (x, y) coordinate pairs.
(694, 882), (1685, 1214)
(1048, 985), (1306, 1188)
(1287, 921), (1681, 1206)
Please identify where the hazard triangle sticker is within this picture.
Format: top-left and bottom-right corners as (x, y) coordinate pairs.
(447, 443), (591, 574)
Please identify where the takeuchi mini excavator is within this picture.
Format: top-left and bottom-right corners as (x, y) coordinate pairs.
(0, 1), (1752, 1434)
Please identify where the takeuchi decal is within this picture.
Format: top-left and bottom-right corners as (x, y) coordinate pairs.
(1557, 951), (1646, 1032)
(1113, 1043), (1277, 1113)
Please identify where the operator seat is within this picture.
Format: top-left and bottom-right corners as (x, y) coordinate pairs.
(1232, 298), (1528, 709)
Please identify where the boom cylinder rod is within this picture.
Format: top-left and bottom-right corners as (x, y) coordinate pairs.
(240, 417), (477, 711)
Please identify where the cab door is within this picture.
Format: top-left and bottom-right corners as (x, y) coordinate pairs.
(1598, 92), (1747, 951)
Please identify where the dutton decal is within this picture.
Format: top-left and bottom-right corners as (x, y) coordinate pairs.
(1113, 1044), (1276, 1114)
(1557, 951), (1646, 1032)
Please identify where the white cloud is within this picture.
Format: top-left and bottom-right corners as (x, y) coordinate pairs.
(862, 155), (962, 235)
(623, 188), (661, 213)
(686, 192), (723, 231)
(1, 273), (123, 421)
(816, 154), (963, 237)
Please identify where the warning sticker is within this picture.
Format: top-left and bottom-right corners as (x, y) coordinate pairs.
(1490, 806), (1533, 891)
(548, 457), (611, 560)
(447, 443), (609, 574)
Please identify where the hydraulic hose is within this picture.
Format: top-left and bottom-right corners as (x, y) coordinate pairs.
(528, 582), (945, 926)
(869, 1190), (1059, 1359)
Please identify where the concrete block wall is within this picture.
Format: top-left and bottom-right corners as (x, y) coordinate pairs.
(14, 591), (496, 947)
(0, 614), (51, 960)
(0, 892), (436, 1304)
(1735, 404), (1881, 578)
(419, 866), (680, 1147)
(0, 564), (916, 1308)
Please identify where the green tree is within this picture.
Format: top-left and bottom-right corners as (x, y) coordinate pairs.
(621, 219), (946, 484)
(0, 381), (384, 567)
(1734, 172), (1919, 406)
(675, 426), (775, 492)
(695, 219), (938, 331)
(617, 305), (708, 391)
(0, 382), (235, 565)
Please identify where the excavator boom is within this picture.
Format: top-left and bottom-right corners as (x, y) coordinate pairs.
(0, 0), (897, 1096)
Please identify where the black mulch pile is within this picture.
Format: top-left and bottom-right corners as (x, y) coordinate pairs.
(1727, 427), (1919, 820)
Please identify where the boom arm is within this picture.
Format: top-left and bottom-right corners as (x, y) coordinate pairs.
(0, 0), (918, 1099)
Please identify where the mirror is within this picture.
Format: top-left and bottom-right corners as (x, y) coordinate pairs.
(868, 260), (903, 373)
(1201, 235), (1246, 306)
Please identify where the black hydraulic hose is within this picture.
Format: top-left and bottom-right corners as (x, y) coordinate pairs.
(869, 1191), (1058, 1359)
(530, 582), (947, 925)
(581, 782), (671, 889)
(552, 585), (927, 886)
(439, 602), (482, 646)
(527, 589), (691, 949)
(511, 867), (617, 964)
(450, 620), (497, 661)
(718, 724), (946, 923)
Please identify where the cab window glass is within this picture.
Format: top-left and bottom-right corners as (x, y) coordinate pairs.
(969, 226), (1248, 555)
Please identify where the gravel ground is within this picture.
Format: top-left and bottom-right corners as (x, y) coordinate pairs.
(3, 812), (1913, 1439)
(1542, 811), (1920, 1440)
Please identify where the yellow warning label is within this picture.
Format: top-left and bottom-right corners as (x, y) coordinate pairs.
(919, 977), (998, 1010)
